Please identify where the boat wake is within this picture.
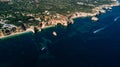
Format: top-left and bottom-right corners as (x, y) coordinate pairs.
(93, 16), (120, 34)
(114, 16), (120, 22)
(93, 25), (109, 34)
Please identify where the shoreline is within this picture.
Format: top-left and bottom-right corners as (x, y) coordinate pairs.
(68, 0), (120, 20)
(0, 25), (56, 39)
(0, 0), (119, 39)
(0, 30), (33, 39)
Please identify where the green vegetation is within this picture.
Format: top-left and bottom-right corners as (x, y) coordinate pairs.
(0, 0), (115, 27)
(0, 0), (114, 14)
(4, 13), (39, 26)
(0, 24), (2, 28)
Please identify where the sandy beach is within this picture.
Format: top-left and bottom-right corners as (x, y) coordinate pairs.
(0, 30), (33, 39)
(0, 25), (56, 39)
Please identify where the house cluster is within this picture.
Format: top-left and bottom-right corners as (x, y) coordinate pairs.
(0, 24), (17, 36)
(0, 18), (29, 36)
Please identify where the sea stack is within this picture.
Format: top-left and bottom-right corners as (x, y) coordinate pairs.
(91, 17), (99, 21)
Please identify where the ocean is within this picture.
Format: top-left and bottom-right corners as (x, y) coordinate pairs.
(1, 2), (120, 67)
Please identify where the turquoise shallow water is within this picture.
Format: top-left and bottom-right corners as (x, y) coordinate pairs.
(1, 3), (120, 67)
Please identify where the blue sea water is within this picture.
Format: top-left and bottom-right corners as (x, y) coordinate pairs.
(47, 6), (120, 67)
(1, 3), (120, 67)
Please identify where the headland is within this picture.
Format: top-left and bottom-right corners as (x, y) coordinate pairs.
(0, 0), (119, 38)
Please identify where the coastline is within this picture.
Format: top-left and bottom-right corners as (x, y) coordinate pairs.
(68, 0), (120, 20)
(0, 25), (56, 39)
(0, 0), (119, 39)
(0, 30), (33, 39)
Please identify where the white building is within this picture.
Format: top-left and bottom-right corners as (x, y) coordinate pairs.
(2, 24), (16, 29)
